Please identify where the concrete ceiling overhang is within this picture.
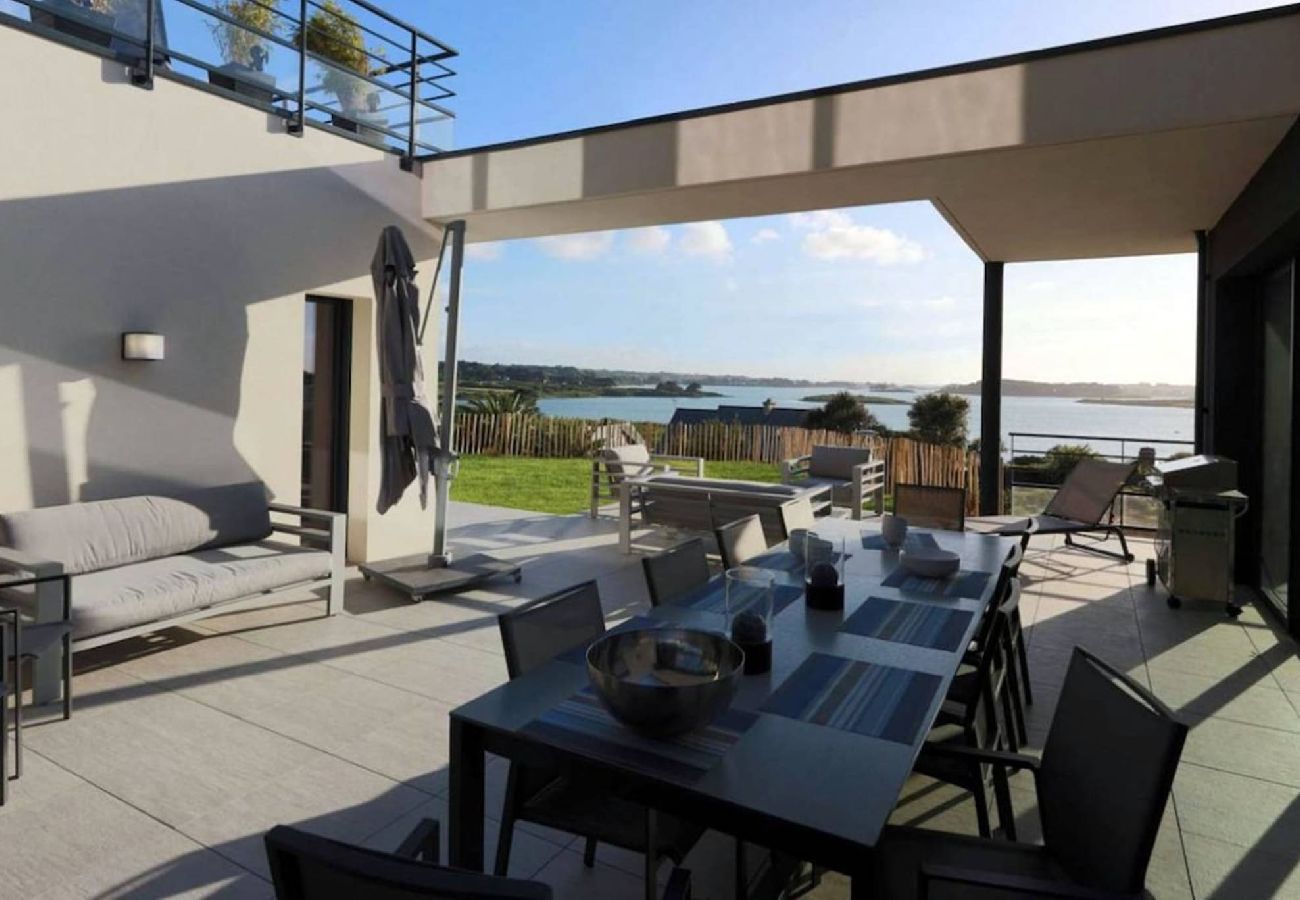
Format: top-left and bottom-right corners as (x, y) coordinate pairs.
(422, 6), (1300, 262)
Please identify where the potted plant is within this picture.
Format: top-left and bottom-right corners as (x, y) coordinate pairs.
(294, 0), (386, 135)
(31, 0), (119, 48)
(207, 0), (280, 103)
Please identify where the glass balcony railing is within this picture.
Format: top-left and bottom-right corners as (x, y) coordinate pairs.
(0, 0), (456, 156)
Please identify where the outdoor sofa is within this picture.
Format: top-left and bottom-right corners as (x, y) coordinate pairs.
(616, 474), (830, 553)
(0, 482), (345, 661)
(780, 445), (885, 519)
(590, 443), (705, 517)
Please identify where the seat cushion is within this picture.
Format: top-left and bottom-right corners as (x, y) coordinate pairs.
(871, 825), (1067, 899)
(0, 483), (271, 575)
(808, 445), (872, 480)
(67, 540), (330, 639)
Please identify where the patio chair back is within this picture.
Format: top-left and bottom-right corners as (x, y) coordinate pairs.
(715, 514), (768, 569)
(598, 444), (651, 480)
(1038, 648), (1187, 895)
(498, 581), (605, 679)
(808, 445), (873, 480)
(1043, 459), (1137, 525)
(642, 538), (711, 607)
(893, 483), (966, 531)
(777, 497), (817, 539)
(265, 824), (552, 899)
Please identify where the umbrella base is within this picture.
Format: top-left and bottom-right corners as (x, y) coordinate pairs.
(358, 553), (522, 600)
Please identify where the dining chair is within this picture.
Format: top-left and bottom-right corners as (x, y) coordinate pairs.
(642, 538), (711, 607)
(912, 600), (1014, 838)
(893, 483), (966, 531)
(776, 497), (817, 541)
(266, 819), (552, 899)
(496, 582), (704, 900)
(963, 542), (1030, 748)
(872, 647), (1187, 898)
(714, 514), (769, 569)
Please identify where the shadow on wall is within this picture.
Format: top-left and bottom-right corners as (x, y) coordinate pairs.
(0, 160), (438, 510)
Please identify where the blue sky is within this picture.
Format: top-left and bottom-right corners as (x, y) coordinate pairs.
(391, 0), (1279, 384)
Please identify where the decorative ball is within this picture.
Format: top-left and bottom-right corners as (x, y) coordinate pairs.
(732, 610), (769, 644)
(809, 560), (840, 588)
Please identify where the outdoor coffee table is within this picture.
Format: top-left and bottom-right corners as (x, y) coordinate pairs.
(448, 518), (1014, 890)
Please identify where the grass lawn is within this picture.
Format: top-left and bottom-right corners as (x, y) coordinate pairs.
(450, 455), (781, 515)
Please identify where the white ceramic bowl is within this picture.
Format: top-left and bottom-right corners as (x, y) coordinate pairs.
(901, 548), (961, 579)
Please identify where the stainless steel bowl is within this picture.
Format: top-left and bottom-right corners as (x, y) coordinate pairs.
(586, 627), (745, 737)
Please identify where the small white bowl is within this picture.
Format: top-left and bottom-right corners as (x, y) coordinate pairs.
(901, 548), (961, 579)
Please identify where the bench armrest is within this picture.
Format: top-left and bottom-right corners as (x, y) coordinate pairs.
(781, 455), (812, 483)
(650, 453), (705, 477)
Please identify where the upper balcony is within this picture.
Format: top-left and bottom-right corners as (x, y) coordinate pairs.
(0, 0), (456, 160)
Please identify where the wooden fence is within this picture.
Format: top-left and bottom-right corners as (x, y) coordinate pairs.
(452, 413), (985, 512)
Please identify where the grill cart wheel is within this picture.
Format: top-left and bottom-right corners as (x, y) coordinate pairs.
(1146, 559), (1156, 587)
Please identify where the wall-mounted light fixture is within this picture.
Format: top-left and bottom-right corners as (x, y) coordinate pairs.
(121, 332), (165, 361)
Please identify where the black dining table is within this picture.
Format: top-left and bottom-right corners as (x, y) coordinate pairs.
(447, 518), (1016, 887)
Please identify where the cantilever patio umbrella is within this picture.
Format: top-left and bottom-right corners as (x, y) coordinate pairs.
(372, 225), (440, 515)
(361, 222), (521, 599)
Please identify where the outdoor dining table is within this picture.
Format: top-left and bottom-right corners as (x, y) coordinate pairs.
(447, 517), (1016, 889)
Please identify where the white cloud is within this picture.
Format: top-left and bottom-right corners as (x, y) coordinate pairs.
(751, 228), (781, 244)
(802, 224), (925, 265)
(789, 210), (853, 230)
(627, 226), (671, 255)
(678, 221), (733, 260)
(536, 231), (615, 261)
(465, 242), (503, 262)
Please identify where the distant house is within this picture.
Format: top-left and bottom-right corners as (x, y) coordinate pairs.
(669, 404), (810, 428)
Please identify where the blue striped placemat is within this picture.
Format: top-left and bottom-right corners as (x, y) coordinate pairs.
(840, 596), (973, 652)
(673, 581), (804, 617)
(762, 653), (941, 745)
(881, 567), (990, 599)
(861, 532), (941, 552)
(523, 687), (759, 784)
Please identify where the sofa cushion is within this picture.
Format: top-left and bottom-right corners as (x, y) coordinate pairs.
(599, 444), (652, 477)
(0, 483), (272, 575)
(67, 540), (331, 639)
(809, 446), (873, 481)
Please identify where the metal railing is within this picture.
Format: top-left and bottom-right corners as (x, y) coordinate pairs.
(1006, 431), (1195, 529)
(2, 0), (456, 159)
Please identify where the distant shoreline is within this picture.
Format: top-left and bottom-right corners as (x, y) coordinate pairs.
(1076, 398), (1193, 408)
(802, 393), (910, 405)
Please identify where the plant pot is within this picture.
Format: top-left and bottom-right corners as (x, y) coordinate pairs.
(209, 63), (278, 104)
(30, 0), (116, 47)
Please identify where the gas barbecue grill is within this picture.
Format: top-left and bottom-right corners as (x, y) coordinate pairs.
(1144, 455), (1248, 616)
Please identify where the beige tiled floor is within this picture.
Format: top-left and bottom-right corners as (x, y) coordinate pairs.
(3, 503), (1299, 898)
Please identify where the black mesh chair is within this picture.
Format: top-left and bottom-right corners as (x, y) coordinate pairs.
(266, 819), (554, 899)
(496, 582), (705, 900)
(874, 647), (1188, 898)
(714, 514), (769, 569)
(913, 601), (1014, 838)
(894, 483), (966, 531)
(642, 538), (711, 607)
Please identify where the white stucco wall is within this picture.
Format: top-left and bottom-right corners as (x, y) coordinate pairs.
(0, 26), (440, 562)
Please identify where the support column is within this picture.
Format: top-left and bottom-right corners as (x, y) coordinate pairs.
(1194, 230), (1209, 452)
(979, 262), (1004, 516)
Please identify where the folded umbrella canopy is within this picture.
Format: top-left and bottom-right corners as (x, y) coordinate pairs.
(372, 225), (440, 514)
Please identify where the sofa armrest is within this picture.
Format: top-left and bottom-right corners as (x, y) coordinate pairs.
(0, 545), (64, 579)
(269, 504), (346, 615)
(650, 453), (705, 477)
(781, 455), (811, 484)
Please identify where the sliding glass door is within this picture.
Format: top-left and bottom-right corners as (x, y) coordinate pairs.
(302, 296), (352, 513)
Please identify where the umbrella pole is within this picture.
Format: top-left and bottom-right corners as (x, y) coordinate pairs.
(429, 219), (466, 568)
